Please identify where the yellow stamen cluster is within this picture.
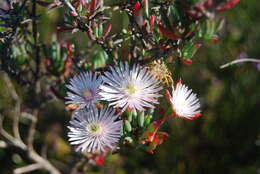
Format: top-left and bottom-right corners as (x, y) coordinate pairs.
(83, 89), (91, 96)
(126, 83), (137, 94)
(146, 60), (173, 86)
(88, 123), (102, 134)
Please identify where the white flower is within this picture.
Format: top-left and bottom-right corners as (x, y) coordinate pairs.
(67, 106), (122, 153)
(65, 71), (103, 109)
(168, 81), (202, 120)
(99, 62), (162, 112)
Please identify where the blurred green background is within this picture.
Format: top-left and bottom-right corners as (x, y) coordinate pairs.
(0, 1), (260, 174)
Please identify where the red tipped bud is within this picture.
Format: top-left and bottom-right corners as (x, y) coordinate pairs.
(195, 44), (202, 49)
(175, 79), (183, 88)
(149, 15), (155, 30)
(56, 26), (73, 32)
(181, 58), (193, 65)
(87, 28), (96, 41)
(102, 24), (112, 38)
(133, 1), (141, 16)
(90, 0), (97, 14)
(66, 104), (78, 110)
(211, 36), (220, 43)
(165, 89), (172, 104)
(216, 0), (240, 11)
(95, 154), (105, 166)
(158, 24), (180, 40)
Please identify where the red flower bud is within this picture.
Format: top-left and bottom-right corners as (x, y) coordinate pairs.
(205, 0), (213, 8)
(195, 44), (202, 49)
(66, 104), (78, 110)
(181, 58), (193, 65)
(165, 90), (172, 104)
(56, 26), (73, 32)
(158, 24), (180, 40)
(149, 15), (155, 30)
(90, 0), (97, 14)
(95, 153), (105, 166)
(86, 28), (96, 41)
(133, 1), (141, 16)
(102, 24), (112, 39)
(216, 0), (240, 11)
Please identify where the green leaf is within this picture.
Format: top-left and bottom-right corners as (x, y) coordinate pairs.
(138, 112), (145, 127)
(144, 115), (152, 127)
(170, 5), (181, 23)
(198, 19), (217, 40)
(124, 120), (132, 133)
(126, 110), (133, 122)
(91, 49), (108, 69)
(98, 24), (103, 38)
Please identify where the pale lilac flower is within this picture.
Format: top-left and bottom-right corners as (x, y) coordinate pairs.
(65, 72), (103, 109)
(68, 106), (122, 153)
(168, 81), (202, 120)
(99, 62), (162, 112)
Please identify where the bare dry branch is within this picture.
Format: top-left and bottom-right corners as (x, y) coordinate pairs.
(27, 109), (38, 151)
(21, 112), (35, 120)
(220, 58), (260, 69)
(0, 140), (7, 148)
(2, 72), (22, 140)
(14, 163), (43, 174)
(0, 114), (61, 174)
(28, 150), (61, 174)
(0, 114), (27, 150)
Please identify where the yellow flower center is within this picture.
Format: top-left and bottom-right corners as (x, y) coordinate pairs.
(126, 83), (136, 94)
(88, 123), (102, 134)
(83, 89), (91, 96)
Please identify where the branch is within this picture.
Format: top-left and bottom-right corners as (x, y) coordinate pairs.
(220, 58), (260, 69)
(28, 150), (61, 174)
(14, 163), (42, 174)
(0, 114), (27, 150)
(70, 157), (87, 174)
(26, 109), (38, 151)
(32, 0), (40, 79)
(2, 72), (22, 140)
(0, 140), (7, 148)
(0, 114), (61, 174)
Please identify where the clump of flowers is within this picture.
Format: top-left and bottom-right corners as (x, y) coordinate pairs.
(65, 62), (202, 158)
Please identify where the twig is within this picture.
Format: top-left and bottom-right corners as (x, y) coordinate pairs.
(2, 72), (22, 140)
(21, 112), (35, 120)
(27, 109), (38, 150)
(0, 114), (61, 174)
(0, 75), (60, 174)
(70, 157), (87, 174)
(61, 0), (77, 14)
(0, 114), (27, 150)
(220, 58), (260, 69)
(0, 140), (7, 148)
(28, 150), (61, 174)
(32, 0), (40, 78)
(14, 163), (43, 174)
